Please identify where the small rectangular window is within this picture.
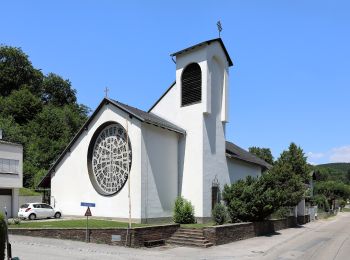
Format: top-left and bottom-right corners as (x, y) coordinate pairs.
(0, 158), (19, 174)
(3, 159), (9, 173)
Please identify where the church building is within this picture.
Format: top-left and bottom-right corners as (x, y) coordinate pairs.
(39, 38), (271, 223)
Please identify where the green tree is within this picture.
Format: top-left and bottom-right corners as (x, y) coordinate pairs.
(23, 104), (87, 186)
(248, 147), (274, 165)
(223, 168), (305, 223)
(269, 161), (305, 207)
(313, 194), (330, 211)
(0, 45), (43, 96)
(0, 88), (42, 124)
(0, 45), (89, 188)
(222, 175), (282, 222)
(41, 73), (77, 106)
(277, 142), (310, 183)
(314, 181), (350, 206)
(0, 116), (25, 144)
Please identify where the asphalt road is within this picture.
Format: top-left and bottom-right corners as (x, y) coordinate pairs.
(259, 212), (350, 260)
(8, 212), (350, 260)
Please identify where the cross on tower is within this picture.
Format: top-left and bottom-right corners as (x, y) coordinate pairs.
(104, 87), (109, 98)
(217, 21), (222, 38)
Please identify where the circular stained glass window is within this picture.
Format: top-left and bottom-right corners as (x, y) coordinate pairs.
(87, 122), (132, 196)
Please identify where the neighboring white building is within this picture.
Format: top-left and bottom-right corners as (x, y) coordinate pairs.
(0, 136), (23, 218)
(39, 38), (271, 223)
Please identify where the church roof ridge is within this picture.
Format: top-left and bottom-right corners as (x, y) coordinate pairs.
(225, 141), (272, 170)
(107, 98), (186, 135)
(170, 38), (233, 67)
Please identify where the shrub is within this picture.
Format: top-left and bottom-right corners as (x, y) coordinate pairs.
(0, 213), (6, 260)
(271, 207), (290, 219)
(339, 199), (346, 210)
(314, 194), (330, 212)
(14, 218), (21, 225)
(8, 218), (21, 226)
(222, 175), (282, 222)
(173, 196), (196, 224)
(212, 203), (228, 225)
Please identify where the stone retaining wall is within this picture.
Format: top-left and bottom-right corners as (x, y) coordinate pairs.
(9, 224), (179, 248)
(203, 216), (300, 246)
(9, 215), (310, 247)
(297, 215), (310, 225)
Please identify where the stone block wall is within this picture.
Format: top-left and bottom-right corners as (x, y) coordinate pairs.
(9, 224), (179, 248)
(297, 215), (310, 225)
(203, 216), (299, 246)
(203, 222), (255, 245)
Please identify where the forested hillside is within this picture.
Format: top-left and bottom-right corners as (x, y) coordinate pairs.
(0, 46), (89, 188)
(314, 163), (350, 184)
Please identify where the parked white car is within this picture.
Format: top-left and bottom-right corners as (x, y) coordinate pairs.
(18, 203), (62, 220)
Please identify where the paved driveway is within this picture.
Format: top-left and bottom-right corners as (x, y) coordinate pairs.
(8, 213), (350, 260)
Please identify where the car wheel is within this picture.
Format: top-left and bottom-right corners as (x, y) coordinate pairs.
(54, 212), (61, 219)
(29, 213), (36, 220)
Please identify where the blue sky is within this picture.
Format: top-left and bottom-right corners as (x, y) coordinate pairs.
(1, 1), (350, 164)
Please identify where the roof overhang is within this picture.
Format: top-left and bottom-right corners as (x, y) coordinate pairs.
(170, 38), (233, 67)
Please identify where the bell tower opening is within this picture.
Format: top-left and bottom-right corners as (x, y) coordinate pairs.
(181, 63), (202, 106)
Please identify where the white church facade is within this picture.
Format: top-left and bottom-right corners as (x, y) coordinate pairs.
(39, 38), (271, 223)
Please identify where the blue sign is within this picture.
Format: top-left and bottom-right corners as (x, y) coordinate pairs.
(80, 202), (96, 207)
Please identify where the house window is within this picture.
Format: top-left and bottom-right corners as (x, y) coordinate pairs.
(181, 63), (202, 106)
(0, 158), (19, 174)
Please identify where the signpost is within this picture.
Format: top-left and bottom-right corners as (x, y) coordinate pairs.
(81, 202), (95, 242)
(80, 202), (96, 207)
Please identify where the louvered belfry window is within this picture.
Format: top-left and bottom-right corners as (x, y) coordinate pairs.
(181, 63), (202, 106)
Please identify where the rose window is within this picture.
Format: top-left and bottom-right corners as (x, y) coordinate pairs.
(88, 122), (132, 196)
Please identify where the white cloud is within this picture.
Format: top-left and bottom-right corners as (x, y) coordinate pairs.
(307, 152), (325, 160)
(307, 145), (350, 164)
(308, 161), (317, 166)
(329, 146), (350, 163)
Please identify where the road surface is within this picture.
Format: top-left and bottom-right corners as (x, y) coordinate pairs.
(8, 212), (350, 260)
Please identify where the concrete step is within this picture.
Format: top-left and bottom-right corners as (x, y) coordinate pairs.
(171, 233), (206, 239)
(167, 239), (213, 248)
(168, 236), (206, 243)
(176, 229), (204, 235)
(167, 227), (213, 248)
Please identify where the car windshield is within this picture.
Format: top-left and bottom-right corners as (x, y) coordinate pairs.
(20, 204), (29, 208)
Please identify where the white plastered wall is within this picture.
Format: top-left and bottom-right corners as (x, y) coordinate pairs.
(0, 143), (23, 188)
(51, 104), (143, 220)
(151, 43), (232, 218)
(140, 124), (178, 219)
(202, 46), (231, 218)
(150, 47), (207, 217)
(227, 158), (261, 183)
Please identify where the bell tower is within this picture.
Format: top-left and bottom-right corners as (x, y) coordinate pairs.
(171, 38), (232, 122)
(151, 38), (233, 221)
